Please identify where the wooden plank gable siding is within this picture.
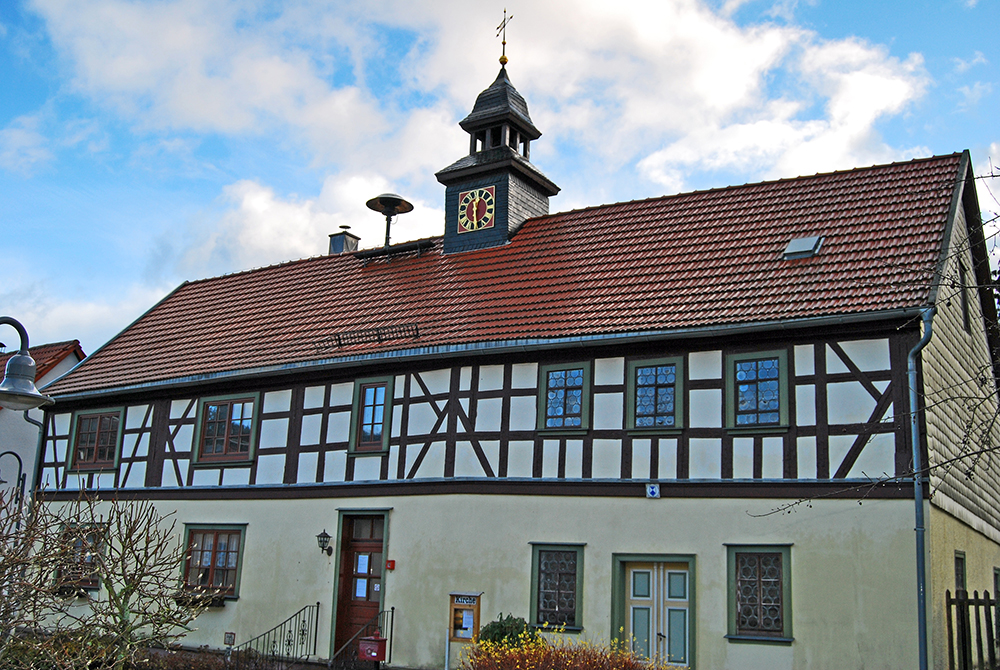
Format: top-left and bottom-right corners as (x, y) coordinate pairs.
(40, 334), (915, 492)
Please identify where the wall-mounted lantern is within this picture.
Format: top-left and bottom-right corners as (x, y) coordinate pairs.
(317, 529), (333, 556)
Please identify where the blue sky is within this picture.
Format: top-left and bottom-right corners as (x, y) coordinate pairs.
(1, 0), (997, 355)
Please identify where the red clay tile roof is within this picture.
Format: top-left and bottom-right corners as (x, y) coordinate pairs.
(0, 340), (85, 381)
(47, 153), (967, 397)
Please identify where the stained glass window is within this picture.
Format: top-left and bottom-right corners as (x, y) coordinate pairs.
(735, 357), (781, 425)
(735, 552), (784, 636)
(537, 549), (580, 626)
(546, 368), (585, 428)
(635, 364), (677, 427)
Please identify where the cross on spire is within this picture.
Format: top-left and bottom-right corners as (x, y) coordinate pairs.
(496, 9), (513, 66)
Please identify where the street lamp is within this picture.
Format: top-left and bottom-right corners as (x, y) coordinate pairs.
(0, 317), (54, 411)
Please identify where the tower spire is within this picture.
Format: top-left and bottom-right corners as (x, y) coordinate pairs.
(496, 9), (513, 67)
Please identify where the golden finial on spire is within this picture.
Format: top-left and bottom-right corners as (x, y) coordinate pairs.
(496, 8), (513, 66)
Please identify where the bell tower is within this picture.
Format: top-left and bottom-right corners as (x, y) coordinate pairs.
(436, 65), (559, 254)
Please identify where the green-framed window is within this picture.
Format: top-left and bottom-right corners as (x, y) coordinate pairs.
(193, 393), (260, 465)
(58, 524), (106, 592)
(183, 524), (247, 598)
(626, 357), (684, 431)
(537, 363), (591, 432)
(726, 544), (792, 643)
(349, 377), (395, 454)
(530, 543), (584, 630)
(68, 408), (124, 471)
(725, 350), (789, 429)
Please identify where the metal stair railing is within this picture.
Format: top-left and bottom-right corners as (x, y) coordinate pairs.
(330, 607), (394, 670)
(230, 602), (320, 670)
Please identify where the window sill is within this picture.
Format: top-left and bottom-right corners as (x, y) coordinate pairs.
(350, 449), (388, 458)
(725, 634), (793, 645)
(626, 428), (683, 436)
(68, 465), (116, 473)
(725, 425), (789, 436)
(173, 592), (234, 608)
(55, 585), (97, 598)
(532, 625), (583, 634)
(191, 458), (254, 468)
(537, 429), (589, 437)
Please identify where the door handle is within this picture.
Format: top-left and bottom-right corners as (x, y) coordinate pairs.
(657, 632), (666, 639)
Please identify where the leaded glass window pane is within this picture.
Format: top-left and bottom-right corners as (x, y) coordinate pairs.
(635, 363), (676, 427)
(537, 549), (578, 626)
(734, 357), (781, 426)
(736, 552), (783, 636)
(546, 368), (585, 428)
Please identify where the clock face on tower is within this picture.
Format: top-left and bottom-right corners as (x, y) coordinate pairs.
(457, 186), (496, 233)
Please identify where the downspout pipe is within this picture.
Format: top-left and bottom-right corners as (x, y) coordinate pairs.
(908, 306), (935, 670)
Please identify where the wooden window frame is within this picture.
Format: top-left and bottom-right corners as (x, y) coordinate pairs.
(193, 393), (259, 465)
(725, 350), (789, 431)
(530, 542), (585, 631)
(955, 551), (967, 593)
(68, 408), (124, 472)
(349, 377), (395, 455)
(537, 363), (592, 434)
(182, 525), (246, 600)
(626, 357), (685, 432)
(58, 524), (105, 593)
(726, 544), (792, 643)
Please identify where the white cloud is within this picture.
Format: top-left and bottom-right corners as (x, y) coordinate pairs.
(958, 82), (992, 111)
(0, 115), (52, 174)
(953, 51), (988, 73)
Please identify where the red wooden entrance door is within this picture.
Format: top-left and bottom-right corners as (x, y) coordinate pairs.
(335, 516), (385, 654)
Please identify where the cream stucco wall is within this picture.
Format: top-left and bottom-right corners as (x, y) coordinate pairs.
(929, 505), (1000, 670)
(54, 494), (922, 670)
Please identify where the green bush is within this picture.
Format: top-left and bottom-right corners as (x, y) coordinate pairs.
(477, 613), (539, 646)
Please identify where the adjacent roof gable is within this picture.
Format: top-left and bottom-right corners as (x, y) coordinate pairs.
(0, 340), (85, 381)
(47, 153), (972, 398)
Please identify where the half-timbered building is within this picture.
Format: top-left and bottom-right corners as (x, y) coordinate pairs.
(38, 66), (999, 670)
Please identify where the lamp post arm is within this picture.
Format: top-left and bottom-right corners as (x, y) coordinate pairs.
(0, 317), (30, 354)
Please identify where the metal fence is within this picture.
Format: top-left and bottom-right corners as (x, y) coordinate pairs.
(230, 602), (321, 670)
(329, 607), (394, 670)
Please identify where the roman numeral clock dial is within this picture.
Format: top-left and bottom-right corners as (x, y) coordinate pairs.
(457, 186), (496, 233)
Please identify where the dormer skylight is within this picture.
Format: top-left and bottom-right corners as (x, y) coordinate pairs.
(783, 235), (824, 260)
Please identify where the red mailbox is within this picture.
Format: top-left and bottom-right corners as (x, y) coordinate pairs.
(359, 636), (387, 661)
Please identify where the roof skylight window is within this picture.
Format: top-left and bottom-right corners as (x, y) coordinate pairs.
(783, 235), (824, 260)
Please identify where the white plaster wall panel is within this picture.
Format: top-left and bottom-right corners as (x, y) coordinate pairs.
(794, 345), (815, 376)
(263, 390), (292, 413)
(689, 350), (722, 379)
(170, 400), (192, 419)
(131, 434), (149, 459)
(482, 441), (500, 474)
(259, 418), (289, 449)
(387, 446), (401, 480)
(797, 437), (817, 478)
(827, 382), (877, 425)
(593, 392), (623, 430)
(255, 454), (285, 484)
(353, 456), (382, 481)
(160, 465), (178, 488)
(329, 383), (353, 406)
(326, 412), (350, 443)
(507, 441), (534, 477)
(565, 440), (583, 478)
(475, 398), (503, 432)
(125, 405), (149, 429)
(407, 403), (441, 436)
(796, 385), (816, 426)
(826, 344), (851, 374)
(459, 398), (469, 417)
(839, 338), (891, 372)
(412, 443), (445, 479)
(479, 365), (504, 391)
(324, 451), (346, 482)
(591, 439), (622, 478)
(53, 413), (71, 435)
(511, 363), (538, 389)
(222, 468), (251, 486)
(420, 369), (451, 396)
(689, 438), (722, 479)
(875, 380), (892, 420)
(64, 473), (84, 491)
(54, 439), (67, 463)
(173, 425), (194, 453)
(395, 376), (405, 398)
(542, 440), (559, 478)
(460, 367), (472, 392)
(297, 452), (318, 483)
(300, 415), (322, 446)
(454, 442), (486, 478)
(192, 469), (219, 487)
(392, 408), (402, 438)
(732, 438), (754, 479)
(658, 439), (678, 479)
(177, 461), (189, 486)
(303, 386), (325, 409)
(828, 435), (854, 476)
(632, 440), (651, 480)
(594, 357), (624, 386)
(40, 468), (57, 488)
(762, 437), (784, 479)
(508, 396), (536, 431)
(689, 389), (722, 428)
(848, 433), (895, 479)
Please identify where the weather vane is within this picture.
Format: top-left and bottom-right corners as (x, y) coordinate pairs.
(497, 9), (513, 66)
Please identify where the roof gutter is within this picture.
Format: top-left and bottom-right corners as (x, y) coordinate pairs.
(50, 306), (930, 402)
